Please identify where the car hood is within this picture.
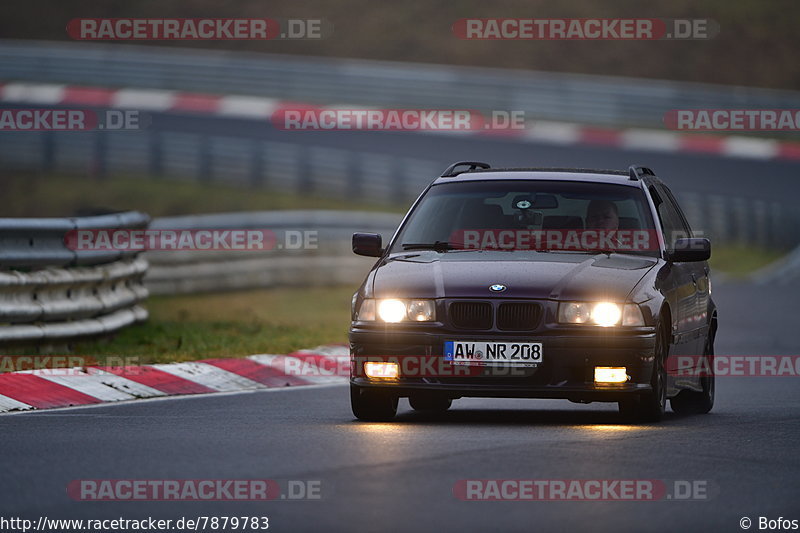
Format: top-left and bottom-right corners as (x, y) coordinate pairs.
(371, 250), (657, 301)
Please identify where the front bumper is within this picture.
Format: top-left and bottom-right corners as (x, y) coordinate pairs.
(349, 327), (657, 402)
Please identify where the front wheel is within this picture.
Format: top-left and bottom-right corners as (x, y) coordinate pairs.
(670, 335), (715, 415)
(351, 385), (398, 421)
(619, 319), (668, 423)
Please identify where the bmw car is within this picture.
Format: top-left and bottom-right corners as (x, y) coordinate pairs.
(349, 162), (716, 422)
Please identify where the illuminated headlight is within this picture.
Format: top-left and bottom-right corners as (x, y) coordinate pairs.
(592, 302), (622, 327)
(378, 299), (407, 322)
(558, 302), (644, 327)
(356, 299), (436, 322)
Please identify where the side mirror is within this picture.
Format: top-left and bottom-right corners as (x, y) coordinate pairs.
(352, 232), (383, 257)
(668, 238), (710, 262)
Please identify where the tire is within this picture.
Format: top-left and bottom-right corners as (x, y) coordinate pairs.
(670, 335), (715, 415)
(409, 393), (452, 412)
(619, 318), (669, 423)
(350, 384), (398, 421)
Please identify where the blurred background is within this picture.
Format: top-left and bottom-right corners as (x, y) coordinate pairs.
(1, 0), (798, 359)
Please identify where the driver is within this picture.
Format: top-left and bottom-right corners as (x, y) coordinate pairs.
(585, 200), (619, 231)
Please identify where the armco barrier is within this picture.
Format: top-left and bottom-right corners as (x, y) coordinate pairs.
(0, 211), (150, 345)
(144, 210), (402, 294)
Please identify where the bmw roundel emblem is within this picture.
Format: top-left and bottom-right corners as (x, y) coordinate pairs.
(489, 284), (507, 293)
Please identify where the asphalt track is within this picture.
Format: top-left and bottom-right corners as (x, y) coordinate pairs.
(2, 114), (800, 532)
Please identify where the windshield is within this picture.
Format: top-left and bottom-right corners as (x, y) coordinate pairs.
(392, 179), (660, 256)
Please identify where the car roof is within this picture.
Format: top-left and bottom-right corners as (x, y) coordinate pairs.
(432, 168), (649, 188)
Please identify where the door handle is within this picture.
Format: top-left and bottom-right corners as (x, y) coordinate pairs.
(690, 273), (698, 285)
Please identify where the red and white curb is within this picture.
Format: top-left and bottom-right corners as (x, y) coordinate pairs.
(2, 81), (800, 162)
(0, 345), (349, 413)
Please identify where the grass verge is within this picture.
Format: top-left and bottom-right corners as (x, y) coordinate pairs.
(74, 286), (355, 364)
(0, 173), (403, 217)
(709, 245), (785, 278)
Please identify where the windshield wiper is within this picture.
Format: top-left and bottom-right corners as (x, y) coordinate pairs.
(400, 241), (465, 252)
(401, 241), (463, 251)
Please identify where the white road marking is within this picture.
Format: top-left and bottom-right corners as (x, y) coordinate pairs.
(87, 368), (168, 398)
(112, 88), (177, 111)
(218, 95), (280, 118)
(1, 82), (66, 104)
(0, 394), (34, 413)
(522, 121), (581, 144)
(19, 368), (136, 402)
(621, 129), (681, 152)
(150, 362), (264, 392)
(722, 137), (779, 159)
(248, 354), (345, 384)
(0, 382), (347, 416)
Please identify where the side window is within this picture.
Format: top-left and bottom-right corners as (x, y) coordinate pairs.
(649, 185), (689, 251)
(659, 184), (694, 236)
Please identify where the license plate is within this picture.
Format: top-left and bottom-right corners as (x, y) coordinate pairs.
(444, 341), (542, 367)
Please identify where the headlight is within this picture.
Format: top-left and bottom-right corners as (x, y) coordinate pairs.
(356, 299), (436, 322)
(592, 302), (622, 327)
(558, 302), (644, 327)
(378, 299), (407, 322)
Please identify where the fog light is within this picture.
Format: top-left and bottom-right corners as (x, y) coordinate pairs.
(594, 367), (628, 383)
(364, 362), (399, 379)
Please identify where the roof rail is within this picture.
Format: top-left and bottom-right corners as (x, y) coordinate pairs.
(628, 165), (655, 181)
(440, 161), (491, 178)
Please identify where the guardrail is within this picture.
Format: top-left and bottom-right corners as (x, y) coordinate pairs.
(674, 192), (798, 250)
(3, 40), (800, 129)
(144, 210), (402, 294)
(0, 211), (150, 346)
(0, 211), (150, 268)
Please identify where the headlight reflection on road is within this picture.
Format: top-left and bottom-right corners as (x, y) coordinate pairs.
(578, 424), (654, 433)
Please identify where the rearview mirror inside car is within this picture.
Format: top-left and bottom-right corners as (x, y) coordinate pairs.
(533, 193), (559, 209)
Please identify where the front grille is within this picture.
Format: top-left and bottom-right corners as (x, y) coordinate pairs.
(497, 302), (541, 331)
(449, 302), (492, 330)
